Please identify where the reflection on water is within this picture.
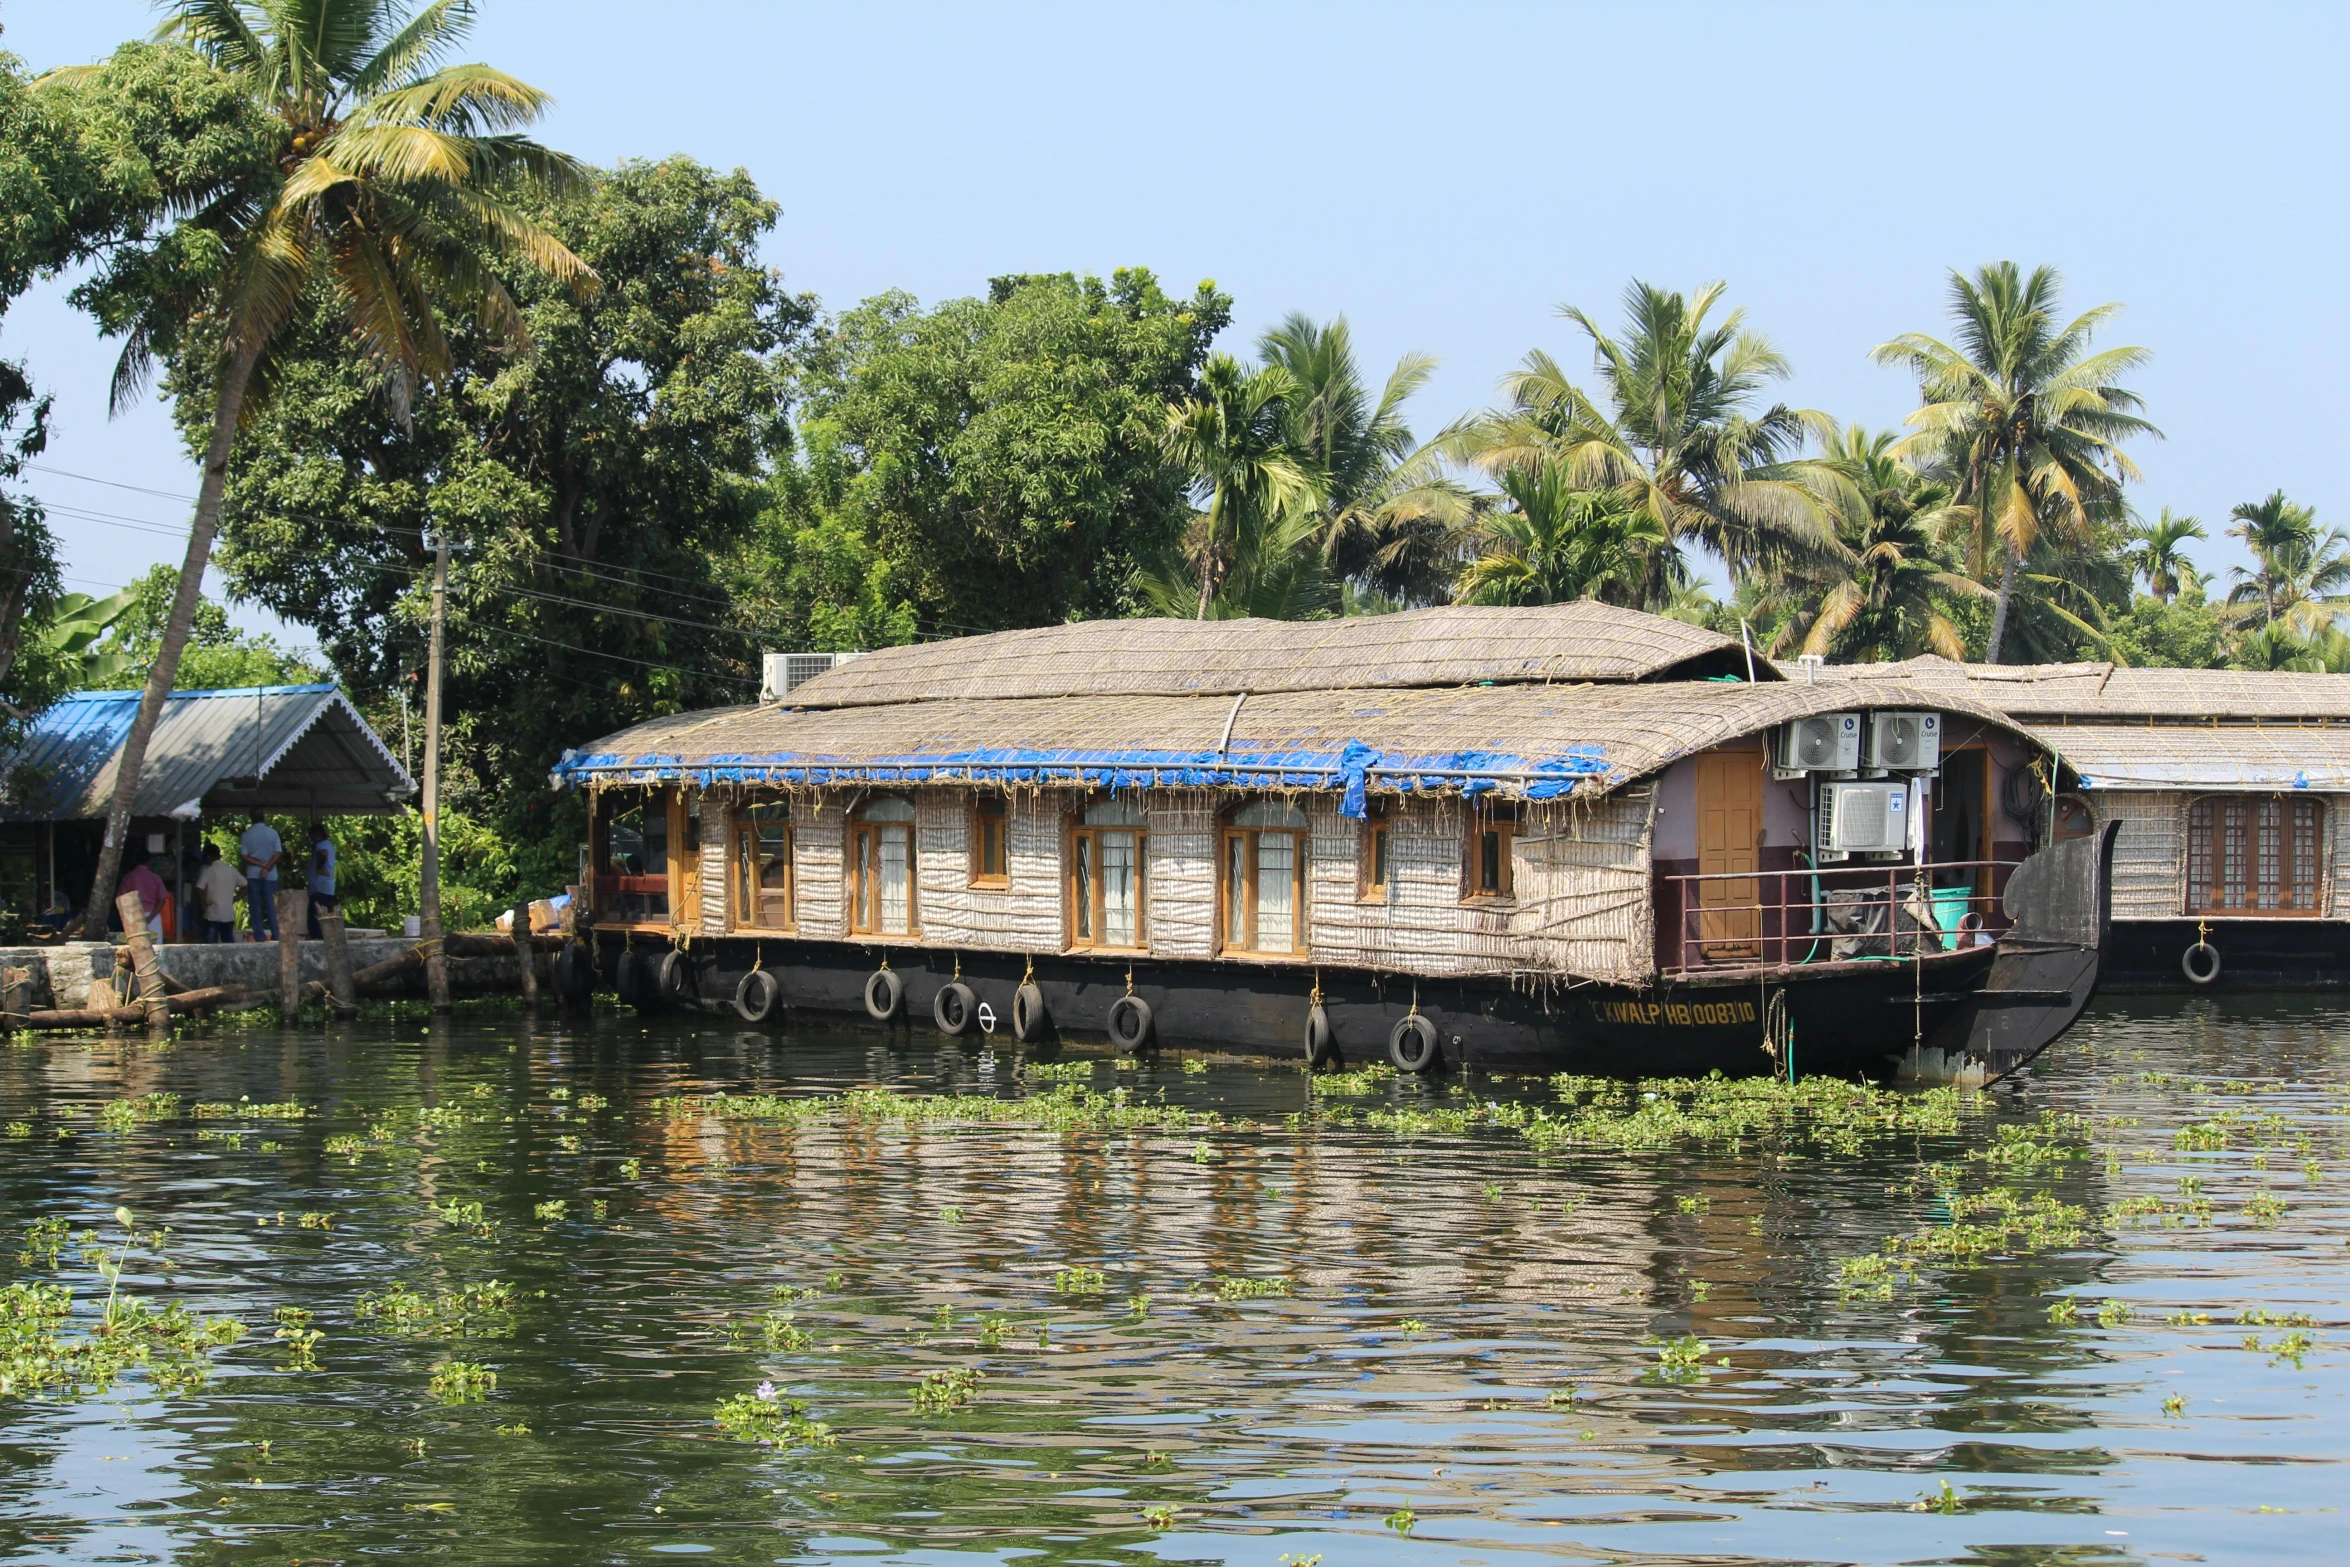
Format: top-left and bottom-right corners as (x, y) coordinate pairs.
(0, 993), (2342, 1565)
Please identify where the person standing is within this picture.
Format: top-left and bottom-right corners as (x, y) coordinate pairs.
(117, 850), (168, 938)
(240, 811), (284, 941)
(306, 822), (338, 938)
(195, 843), (242, 943)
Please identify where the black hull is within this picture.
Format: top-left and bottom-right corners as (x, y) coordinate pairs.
(590, 935), (2033, 1080)
(2103, 917), (2350, 991)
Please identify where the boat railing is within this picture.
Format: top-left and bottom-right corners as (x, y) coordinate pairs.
(1657, 859), (2023, 977)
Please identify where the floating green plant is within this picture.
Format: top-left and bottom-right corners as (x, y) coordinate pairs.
(273, 1306), (323, 1369)
(1648, 1334), (1706, 1375)
(354, 1281), (516, 1339)
(617, 1158), (642, 1180)
(911, 1366), (982, 1413)
(977, 1315), (1009, 1348)
(533, 1199), (568, 1223)
(1213, 1276), (1291, 1301)
(98, 1093), (179, 1133)
(1141, 1504), (1176, 1529)
(760, 1310), (813, 1350)
(428, 1360), (497, 1401)
(1053, 1267), (1107, 1294)
(3, 1122), (29, 1139)
(1912, 1478), (1966, 1514)
(715, 1382), (835, 1446)
(1385, 1505), (1416, 1535)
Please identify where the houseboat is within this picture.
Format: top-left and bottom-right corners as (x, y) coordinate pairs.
(1797, 657), (2350, 991)
(551, 605), (2114, 1080)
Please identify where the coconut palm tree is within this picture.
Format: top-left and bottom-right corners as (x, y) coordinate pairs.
(2125, 507), (2207, 603)
(1453, 279), (1843, 585)
(1159, 353), (1317, 618)
(2222, 491), (2349, 629)
(1755, 425), (1983, 662)
(1256, 313), (1467, 603)
(1872, 262), (2156, 662)
(47, 0), (591, 921)
(1452, 463), (1678, 609)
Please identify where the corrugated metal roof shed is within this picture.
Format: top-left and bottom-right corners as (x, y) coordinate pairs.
(1, 685), (415, 820)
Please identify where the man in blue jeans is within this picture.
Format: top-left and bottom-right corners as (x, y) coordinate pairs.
(240, 811), (283, 941)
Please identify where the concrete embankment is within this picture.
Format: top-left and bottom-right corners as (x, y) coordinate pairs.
(0, 939), (545, 1010)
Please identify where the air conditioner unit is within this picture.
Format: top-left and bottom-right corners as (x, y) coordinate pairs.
(1817, 780), (1909, 858)
(761, 650), (864, 703)
(1864, 710), (1941, 772)
(1774, 712), (1862, 775)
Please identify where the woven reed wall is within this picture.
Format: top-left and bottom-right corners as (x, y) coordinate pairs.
(1513, 786), (1657, 984)
(684, 781), (1656, 982)
(2088, 791), (2183, 919)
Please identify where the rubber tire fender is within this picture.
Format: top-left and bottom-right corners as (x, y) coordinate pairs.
(656, 949), (694, 1001)
(734, 968), (783, 1024)
(1304, 1003), (1338, 1068)
(933, 980), (977, 1036)
(1388, 1014), (1440, 1073)
(613, 949), (648, 1009)
(554, 942), (594, 1004)
(1011, 981), (1049, 1043)
(2181, 939), (2222, 987)
(864, 968), (904, 1021)
(1106, 994), (1155, 1051)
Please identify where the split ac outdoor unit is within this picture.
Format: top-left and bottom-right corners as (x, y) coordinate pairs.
(1774, 712), (1861, 774)
(761, 650), (864, 703)
(1817, 780), (1909, 858)
(1864, 710), (1941, 772)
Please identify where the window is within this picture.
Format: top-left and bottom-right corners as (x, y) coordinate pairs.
(1359, 803), (1392, 902)
(596, 791), (669, 924)
(2187, 795), (2323, 915)
(849, 795), (918, 936)
(733, 801), (794, 930)
(1222, 799), (1308, 955)
(970, 793), (1009, 887)
(1067, 799), (1146, 949)
(1464, 800), (1518, 900)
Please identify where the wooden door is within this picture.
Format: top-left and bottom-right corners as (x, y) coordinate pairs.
(1695, 750), (1763, 958)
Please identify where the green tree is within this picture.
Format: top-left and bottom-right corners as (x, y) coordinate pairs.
(1256, 312), (1464, 603)
(1455, 279), (1842, 586)
(1158, 351), (1317, 617)
(208, 156), (800, 902)
(1452, 464), (1675, 609)
(1755, 425), (1983, 661)
(1873, 262), (2156, 661)
(80, 564), (323, 691)
(2107, 593), (2226, 669)
(767, 270), (1229, 637)
(2124, 506), (2206, 603)
(2222, 491), (2348, 631)
(47, 0), (589, 928)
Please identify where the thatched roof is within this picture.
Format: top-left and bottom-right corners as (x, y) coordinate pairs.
(1782, 654), (2350, 721)
(2042, 724), (2350, 791)
(787, 603), (1760, 708)
(554, 678), (2020, 803)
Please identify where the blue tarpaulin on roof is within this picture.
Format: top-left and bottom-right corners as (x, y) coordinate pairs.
(547, 739), (1613, 816)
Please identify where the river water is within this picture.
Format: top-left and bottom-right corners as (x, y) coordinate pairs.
(0, 994), (2341, 1565)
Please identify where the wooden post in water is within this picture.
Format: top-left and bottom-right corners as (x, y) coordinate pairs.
(512, 900), (540, 1010)
(419, 528), (453, 1012)
(319, 906), (358, 1018)
(114, 892), (172, 1035)
(276, 890), (308, 1024)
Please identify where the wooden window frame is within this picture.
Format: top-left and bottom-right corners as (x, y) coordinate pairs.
(969, 792), (1010, 889)
(2185, 793), (2325, 917)
(1462, 799), (1518, 902)
(847, 795), (920, 938)
(591, 787), (674, 929)
(1219, 804), (1310, 957)
(1358, 801), (1393, 904)
(732, 800), (795, 932)
(1065, 803), (1149, 952)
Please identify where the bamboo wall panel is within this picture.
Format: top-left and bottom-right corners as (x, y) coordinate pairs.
(699, 832), (727, 937)
(1144, 791), (1219, 959)
(2090, 791), (2183, 919)
(1514, 786), (1657, 984)
(907, 789), (1065, 952)
(794, 805), (845, 938)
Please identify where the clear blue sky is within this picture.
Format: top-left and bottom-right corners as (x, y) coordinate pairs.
(5, 0), (2345, 645)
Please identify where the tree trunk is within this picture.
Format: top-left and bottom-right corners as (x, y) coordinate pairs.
(1984, 543), (2021, 664)
(82, 340), (262, 931)
(420, 528), (452, 1010)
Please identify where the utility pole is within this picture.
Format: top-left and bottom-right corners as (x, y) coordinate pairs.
(419, 529), (452, 1010)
